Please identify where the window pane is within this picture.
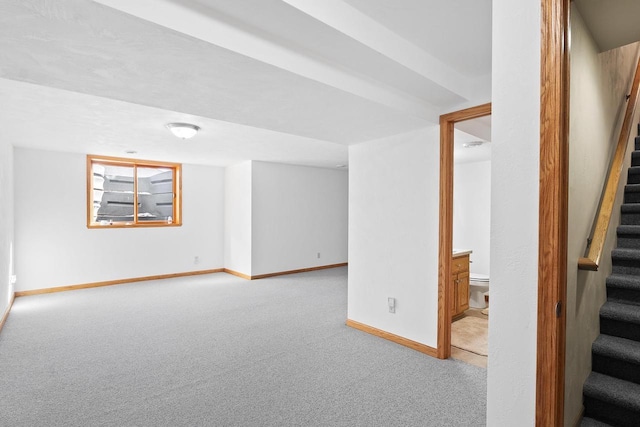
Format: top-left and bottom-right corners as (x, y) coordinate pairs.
(88, 155), (181, 228)
(96, 165), (135, 224)
(91, 164), (105, 223)
(137, 167), (174, 222)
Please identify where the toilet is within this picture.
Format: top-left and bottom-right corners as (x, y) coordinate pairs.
(469, 273), (490, 309)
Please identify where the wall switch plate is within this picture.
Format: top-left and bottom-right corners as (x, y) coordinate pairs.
(317, 252), (321, 258)
(388, 297), (395, 313)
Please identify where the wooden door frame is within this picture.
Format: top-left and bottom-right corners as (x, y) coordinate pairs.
(537, 0), (570, 425)
(437, 0), (569, 425)
(437, 102), (492, 362)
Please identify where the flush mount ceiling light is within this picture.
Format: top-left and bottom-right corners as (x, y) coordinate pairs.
(165, 122), (200, 139)
(462, 140), (485, 148)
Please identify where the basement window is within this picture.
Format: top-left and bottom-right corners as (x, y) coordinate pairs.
(87, 155), (182, 228)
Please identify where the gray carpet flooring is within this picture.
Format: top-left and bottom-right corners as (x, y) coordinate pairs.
(0, 267), (486, 426)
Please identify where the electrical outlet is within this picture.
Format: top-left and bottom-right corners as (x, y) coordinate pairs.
(10, 275), (17, 284)
(388, 297), (395, 314)
(194, 256), (200, 265)
(317, 252), (321, 259)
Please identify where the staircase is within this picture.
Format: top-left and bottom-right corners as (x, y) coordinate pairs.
(582, 126), (640, 426)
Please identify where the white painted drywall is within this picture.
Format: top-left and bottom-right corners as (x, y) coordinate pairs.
(564, 6), (640, 424)
(453, 160), (491, 276)
(0, 139), (14, 315)
(251, 161), (348, 276)
(348, 127), (440, 347)
(13, 148), (224, 291)
(487, 0), (540, 424)
(224, 161), (253, 276)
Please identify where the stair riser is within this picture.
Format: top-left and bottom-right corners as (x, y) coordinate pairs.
(621, 212), (640, 225)
(629, 171), (640, 184)
(624, 191), (640, 204)
(612, 254), (640, 275)
(612, 261), (640, 276)
(592, 354), (640, 385)
(616, 236), (640, 249)
(583, 130), (640, 425)
(600, 318), (640, 342)
(607, 287), (640, 306)
(584, 396), (640, 427)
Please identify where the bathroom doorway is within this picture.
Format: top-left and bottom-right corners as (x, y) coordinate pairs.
(450, 114), (492, 367)
(436, 103), (491, 363)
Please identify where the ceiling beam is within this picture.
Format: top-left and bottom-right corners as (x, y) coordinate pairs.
(281, 0), (479, 102)
(93, 0), (440, 122)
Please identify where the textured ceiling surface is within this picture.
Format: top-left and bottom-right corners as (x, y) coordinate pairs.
(1, 0), (493, 168)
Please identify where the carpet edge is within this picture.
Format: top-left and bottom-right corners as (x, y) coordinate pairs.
(346, 319), (438, 357)
(0, 291), (15, 333)
(14, 269), (225, 297)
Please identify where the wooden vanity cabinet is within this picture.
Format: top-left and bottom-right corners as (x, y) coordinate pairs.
(451, 254), (470, 317)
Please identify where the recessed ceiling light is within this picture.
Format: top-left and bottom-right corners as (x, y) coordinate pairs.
(166, 122), (200, 139)
(462, 140), (485, 148)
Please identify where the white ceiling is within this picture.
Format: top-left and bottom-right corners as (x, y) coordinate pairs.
(342, 0), (492, 77)
(575, 0), (640, 52)
(455, 116), (491, 165)
(0, 0), (492, 168)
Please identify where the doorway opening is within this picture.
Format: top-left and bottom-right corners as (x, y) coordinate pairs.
(436, 103), (491, 361)
(450, 114), (492, 367)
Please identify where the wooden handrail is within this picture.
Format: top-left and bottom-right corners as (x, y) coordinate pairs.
(578, 57), (640, 271)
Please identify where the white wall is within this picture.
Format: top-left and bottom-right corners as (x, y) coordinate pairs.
(14, 148), (224, 291)
(564, 6), (640, 424)
(251, 161), (348, 276)
(224, 161), (252, 276)
(487, 0), (540, 424)
(453, 160), (491, 276)
(0, 139), (14, 315)
(348, 127), (440, 346)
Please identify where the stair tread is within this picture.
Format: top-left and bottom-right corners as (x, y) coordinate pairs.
(593, 334), (640, 364)
(584, 372), (640, 411)
(600, 301), (640, 325)
(611, 248), (640, 260)
(607, 274), (640, 288)
(617, 225), (640, 235)
(581, 417), (613, 427)
(586, 130), (640, 422)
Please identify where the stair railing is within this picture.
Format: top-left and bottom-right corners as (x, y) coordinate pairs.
(579, 57), (640, 271)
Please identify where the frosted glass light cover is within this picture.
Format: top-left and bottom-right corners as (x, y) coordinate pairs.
(166, 123), (200, 139)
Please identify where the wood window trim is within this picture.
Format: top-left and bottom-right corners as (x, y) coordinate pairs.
(87, 155), (182, 229)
